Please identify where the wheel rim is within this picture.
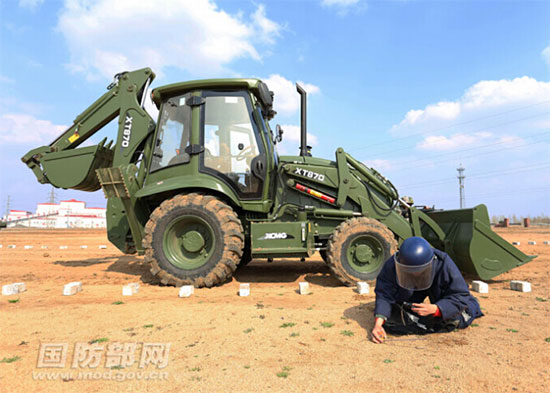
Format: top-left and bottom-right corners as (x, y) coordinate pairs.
(163, 215), (216, 270)
(346, 234), (385, 274)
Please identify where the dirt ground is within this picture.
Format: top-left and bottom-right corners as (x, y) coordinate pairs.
(0, 226), (549, 393)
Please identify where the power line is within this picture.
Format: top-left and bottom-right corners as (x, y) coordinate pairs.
(358, 111), (550, 161)
(400, 162), (550, 190)
(348, 100), (550, 153)
(388, 133), (550, 174)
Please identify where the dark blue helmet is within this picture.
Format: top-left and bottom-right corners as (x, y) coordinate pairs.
(394, 237), (435, 290)
(398, 237), (434, 266)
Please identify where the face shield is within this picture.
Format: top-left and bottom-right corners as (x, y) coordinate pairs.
(394, 253), (435, 291)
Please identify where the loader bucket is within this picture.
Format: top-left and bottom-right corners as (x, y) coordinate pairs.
(41, 144), (114, 192)
(424, 204), (535, 280)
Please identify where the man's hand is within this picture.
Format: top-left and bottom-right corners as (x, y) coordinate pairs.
(411, 303), (438, 316)
(371, 318), (387, 343)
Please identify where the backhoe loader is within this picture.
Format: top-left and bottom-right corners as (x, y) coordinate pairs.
(22, 68), (534, 287)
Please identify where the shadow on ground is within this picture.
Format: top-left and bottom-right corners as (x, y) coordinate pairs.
(53, 256), (159, 284)
(233, 259), (343, 287)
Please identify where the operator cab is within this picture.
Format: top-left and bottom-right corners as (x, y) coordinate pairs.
(149, 79), (276, 200)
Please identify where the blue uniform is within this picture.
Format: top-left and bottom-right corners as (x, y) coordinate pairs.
(374, 249), (482, 328)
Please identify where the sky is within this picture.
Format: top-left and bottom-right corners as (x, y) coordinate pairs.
(0, 0), (549, 218)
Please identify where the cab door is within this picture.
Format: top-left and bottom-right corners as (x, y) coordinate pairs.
(199, 91), (266, 199)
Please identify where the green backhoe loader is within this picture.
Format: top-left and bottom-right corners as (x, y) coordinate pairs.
(22, 68), (535, 287)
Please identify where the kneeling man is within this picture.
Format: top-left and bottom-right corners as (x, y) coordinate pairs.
(371, 237), (483, 343)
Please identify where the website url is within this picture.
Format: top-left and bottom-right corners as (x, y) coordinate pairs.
(32, 370), (169, 382)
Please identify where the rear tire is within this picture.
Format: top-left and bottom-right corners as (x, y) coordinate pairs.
(326, 217), (397, 286)
(143, 193), (244, 287)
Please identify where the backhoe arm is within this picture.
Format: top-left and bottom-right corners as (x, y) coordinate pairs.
(21, 68), (155, 189)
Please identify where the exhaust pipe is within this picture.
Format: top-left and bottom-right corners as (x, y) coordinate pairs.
(296, 83), (309, 157)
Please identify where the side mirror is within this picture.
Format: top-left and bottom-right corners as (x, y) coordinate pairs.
(275, 124), (284, 144)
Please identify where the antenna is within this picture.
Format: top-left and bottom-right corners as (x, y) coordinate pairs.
(457, 164), (465, 209)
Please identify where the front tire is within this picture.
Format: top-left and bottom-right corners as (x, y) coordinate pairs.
(143, 193), (244, 287)
(326, 217), (397, 286)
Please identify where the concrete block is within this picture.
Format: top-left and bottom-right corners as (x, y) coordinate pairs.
(512, 242), (520, 245)
(510, 280), (531, 292)
(8, 245), (16, 249)
(239, 283), (250, 297)
(122, 283), (140, 296)
(24, 245), (33, 249)
(41, 245), (48, 249)
(299, 282), (310, 295)
(63, 282), (82, 296)
(528, 241), (536, 245)
(80, 245), (88, 249)
(99, 245), (107, 249)
(356, 281), (369, 295)
(471, 280), (489, 293)
(2, 282), (26, 295)
(178, 285), (194, 298)
(59, 245), (68, 250)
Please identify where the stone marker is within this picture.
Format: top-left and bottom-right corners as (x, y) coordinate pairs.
(239, 283), (250, 297)
(24, 245), (33, 249)
(528, 241), (536, 245)
(510, 280), (531, 293)
(8, 245), (16, 249)
(356, 281), (369, 295)
(543, 241), (550, 245)
(471, 280), (489, 293)
(299, 281), (310, 295)
(41, 245), (48, 249)
(63, 282), (83, 296)
(59, 245), (68, 250)
(0, 244), (3, 248)
(2, 282), (26, 295)
(80, 245), (88, 249)
(99, 245), (108, 249)
(122, 283), (140, 296)
(512, 242), (520, 245)
(178, 285), (194, 298)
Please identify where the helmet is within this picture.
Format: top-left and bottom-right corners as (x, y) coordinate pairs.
(394, 237), (435, 290)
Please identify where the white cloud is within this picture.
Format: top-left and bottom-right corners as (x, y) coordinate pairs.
(276, 124), (318, 155)
(417, 132), (492, 151)
(57, 0), (282, 80)
(0, 75), (15, 84)
(321, 0), (360, 7)
(391, 77), (550, 138)
(18, 0), (44, 10)
(263, 75), (320, 116)
(0, 113), (67, 144)
(363, 159), (392, 172)
(542, 45), (550, 66)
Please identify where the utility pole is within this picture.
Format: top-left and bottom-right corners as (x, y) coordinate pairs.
(47, 187), (57, 204)
(4, 195), (11, 219)
(457, 164), (465, 209)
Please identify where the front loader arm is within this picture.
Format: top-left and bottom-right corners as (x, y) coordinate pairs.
(21, 68), (156, 188)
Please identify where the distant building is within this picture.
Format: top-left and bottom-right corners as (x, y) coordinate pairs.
(5, 199), (106, 229)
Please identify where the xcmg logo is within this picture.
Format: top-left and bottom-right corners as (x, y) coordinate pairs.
(258, 232), (295, 240)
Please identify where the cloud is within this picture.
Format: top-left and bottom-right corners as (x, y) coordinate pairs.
(417, 132), (493, 151)
(0, 75), (15, 84)
(18, 0), (44, 10)
(363, 159), (392, 172)
(321, 0), (360, 7)
(542, 45), (550, 66)
(276, 124), (318, 155)
(57, 0), (282, 80)
(391, 77), (550, 138)
(0, 113), (67, 144)
(263, 75), (320, 116)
